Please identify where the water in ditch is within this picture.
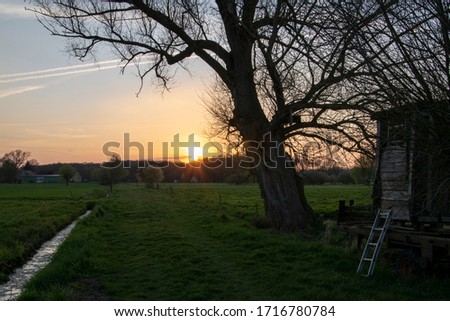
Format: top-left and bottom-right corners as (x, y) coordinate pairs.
(0, 210), (92, 301)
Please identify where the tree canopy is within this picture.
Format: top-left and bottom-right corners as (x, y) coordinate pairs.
(59, 164), (77, 186)
(0, 150), (34, 183)
(30, 0), (449, 230)
(136, 166), (164, 188)
(92, 155), (129, 192)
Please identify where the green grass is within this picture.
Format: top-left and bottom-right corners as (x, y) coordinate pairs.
(0, 183), (106, 282)
(18, 183), (450, 300)
(305, 184), (372, 217)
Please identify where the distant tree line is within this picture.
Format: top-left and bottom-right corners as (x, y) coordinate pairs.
(1, 151), (373, 186)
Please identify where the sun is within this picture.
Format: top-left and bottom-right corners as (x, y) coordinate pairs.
(182, 147), (203, 162)
(192, 147), (203, 161)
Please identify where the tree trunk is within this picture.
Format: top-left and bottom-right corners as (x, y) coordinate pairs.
(229, 77), (314, 230)
(228, 72), (314, 230)
(220, 15), (314, 231)
(256, 165), (313, 231)
(249, 139), (314, 231)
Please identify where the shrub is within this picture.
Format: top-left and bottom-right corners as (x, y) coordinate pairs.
(302, 170), (328, 185)
(350, 167), (373, 185)
(337, 171), (354, 184)
(225, 171), (249, 185)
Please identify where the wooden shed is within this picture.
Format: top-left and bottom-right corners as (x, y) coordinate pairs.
(372, 103), (450, 228)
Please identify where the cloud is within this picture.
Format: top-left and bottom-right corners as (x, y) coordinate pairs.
(0, 86), (44, 99)
(23, 127), (96, 140)
(0, 121), (72, 127)
(0, 4), (34, 19)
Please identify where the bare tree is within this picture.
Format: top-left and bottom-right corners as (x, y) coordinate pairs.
(202, 76), (247, 160)
(359, 0), (449, 105)
(0, 150), (32, 183)
(1, 150), (32, 169)
(30, 1), (448, 230)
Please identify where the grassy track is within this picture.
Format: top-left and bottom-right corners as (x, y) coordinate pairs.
(18, 184), (450, 300)
(0, 183), (106, 282)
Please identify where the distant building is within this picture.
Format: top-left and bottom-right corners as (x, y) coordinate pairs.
(71, 172), (82, 183)
(21, 171), (62, 183)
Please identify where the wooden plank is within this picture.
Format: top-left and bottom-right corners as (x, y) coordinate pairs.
(380, 172), (409, 181)
(384, 145), (408, 152)
(417, 216), (439, 223)
(381, 151), (408, 162)
(382, 182), (409, 191)
(387, 230), (450, 248)
(380, 160), (408, 173)
(337, 202), (373, 223)
(392, 210), (410, 220)
(382, 190), (410, 201)
(381, 199), (409, 208)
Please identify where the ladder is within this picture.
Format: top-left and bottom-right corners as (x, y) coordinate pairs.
(357, 209), (393, 277)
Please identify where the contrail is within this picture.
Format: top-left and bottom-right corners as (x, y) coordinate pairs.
(0, 86), (44, 99)
(0, 64), (120, 84)
(0, 59), (121, 81)
(0, 57), (157, 84)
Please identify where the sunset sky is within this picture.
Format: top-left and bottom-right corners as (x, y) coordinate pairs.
(0, 1), (214, 164)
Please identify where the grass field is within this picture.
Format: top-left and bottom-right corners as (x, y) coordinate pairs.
(0, 183), (106, 283)
(16, 183), (450, 300)
(305, 184), (372, 217)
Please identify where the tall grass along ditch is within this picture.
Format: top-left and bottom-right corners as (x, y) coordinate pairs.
(0, 210), (92, 301)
